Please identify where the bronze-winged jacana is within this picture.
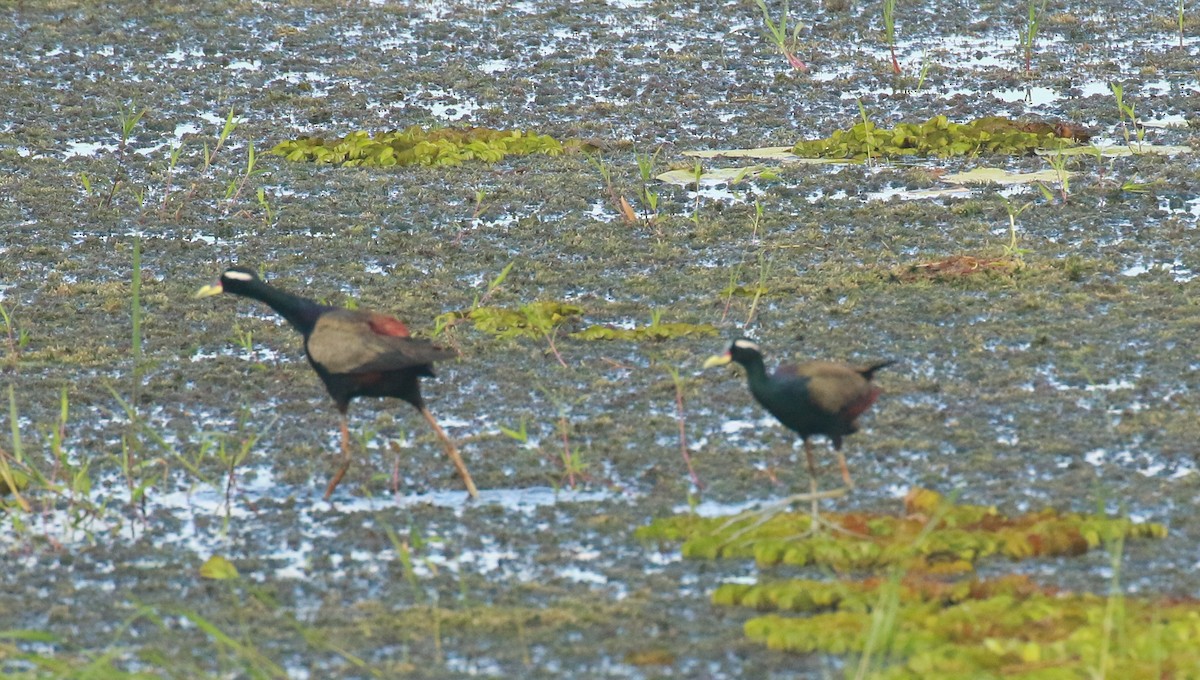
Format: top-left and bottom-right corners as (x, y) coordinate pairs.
(704, 337), (893, 525)
(196, 266), (479, 501)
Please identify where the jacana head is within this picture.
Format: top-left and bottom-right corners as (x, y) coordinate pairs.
(702, 337), (764, 369)
(195, 267), (262, 299)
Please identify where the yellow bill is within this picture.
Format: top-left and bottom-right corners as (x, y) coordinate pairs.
(702, 353), (732, 369)
(194, 283), (224, 299)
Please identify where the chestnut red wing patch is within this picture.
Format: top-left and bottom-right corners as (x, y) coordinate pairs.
(367, 314), (410, 338)
(841, 385), (882, 421)
(356, 372), (384, 387)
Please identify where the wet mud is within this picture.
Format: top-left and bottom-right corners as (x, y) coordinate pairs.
(1, 0), (1199, 676)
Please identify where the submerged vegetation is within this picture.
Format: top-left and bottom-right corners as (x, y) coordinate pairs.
(271, 126), (565, 167)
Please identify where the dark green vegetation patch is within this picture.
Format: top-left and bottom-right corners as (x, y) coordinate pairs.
(271, 126), (564, 167)
(723, 575), (1200, 678)
(638, 489), (1167, 572)
(791, 116), (1082, 160)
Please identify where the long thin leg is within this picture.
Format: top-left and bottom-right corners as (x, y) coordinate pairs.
(799, 440), (865, 537)
(836, 449), (854, 489)
(718, 437), (843, 540)
(718, 489), (848, 542)
(720, 438), (862, 543)
(324, 414), (352, 501)
(420, 406), (480, 500)
(805, 438), (820, 522)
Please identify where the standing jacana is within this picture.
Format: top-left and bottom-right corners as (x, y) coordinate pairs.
(704, 337), (893, 524)
(196, 266), (479, 501)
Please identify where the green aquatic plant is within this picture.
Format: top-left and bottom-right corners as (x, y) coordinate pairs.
(131, 235), (143, 390)
(637, 488), (1167, 572)
(199, 555), (240, 580)
(205, 106), (240, 171)
(689, 160), (704, 225)
(162, 107), (272, 222)
(0, 302), (30, 370)
(635, 147), (662, 226)
(719, 202), (768, 323)
(255, 186), (274, 226)
(791, 115), (1079, 160)
(160, 140), (185, 211)
(116, 103), (146, 159)
(1043, 148), (1071, 202)
(714, 572), (1200, 677)
(224, 140), (262, 210)
(498, 413), (589, 490)
(433, 261), (518, 348)
(852, 491), (954, 680)
(744, 247), (773, 327)
(881, 0), (899, 74)
(754, 0), (808, 72)
(1002, 196), (1035, 267)
(435, 302), (583, 343)
(1020, 0), (1049, 74)
(176, 608), (289, 678)
(914, 51), (931, 91)
(1110, 83), (1146, 152)
(2, 386), (31, 511)
(382, 521), (446, 603)
(1180, 0), (1187, 49)
(856, 99), (879, 165)
(272, 126), (564, 168)
(2, 387), (106, 537)
(669, 491), (1178, 676)
(587, 152), (637, 225)
(555, 415), (588, 490)
(475, 302), (581, 338)
(106, 105), (145, 208)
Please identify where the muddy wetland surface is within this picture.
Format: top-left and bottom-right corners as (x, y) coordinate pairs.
(2, 0), (1200, 677)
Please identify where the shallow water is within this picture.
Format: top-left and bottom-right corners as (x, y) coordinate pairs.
(2, 0), (1200, 675)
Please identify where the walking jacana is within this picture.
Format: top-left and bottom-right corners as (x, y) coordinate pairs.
(704, 337), (893, 524)
(195, 266), (479, 501)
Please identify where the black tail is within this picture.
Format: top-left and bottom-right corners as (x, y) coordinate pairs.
(860, 359), (897, 380)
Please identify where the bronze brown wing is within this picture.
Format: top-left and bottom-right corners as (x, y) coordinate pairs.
(306, 309), (454, 375)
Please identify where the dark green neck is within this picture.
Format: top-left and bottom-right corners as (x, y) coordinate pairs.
(737, 353), (770, 389)
(234, 279), (323, 334)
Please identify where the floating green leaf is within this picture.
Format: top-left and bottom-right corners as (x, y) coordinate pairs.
(1039, 143), (1193, 157)
(638, 488), (1166, 572)
(942, 167), (1069, 185)
(199, 555), (240, 580)
(436, 302), (583, 339)
(793, 116), (1080, 160)
(656, 166), (772, 186)
(0, 467), (29, 497)
(682, 147), (848, 163)
(271, 126), (565, 167)
(721, 574), (1200, 677)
